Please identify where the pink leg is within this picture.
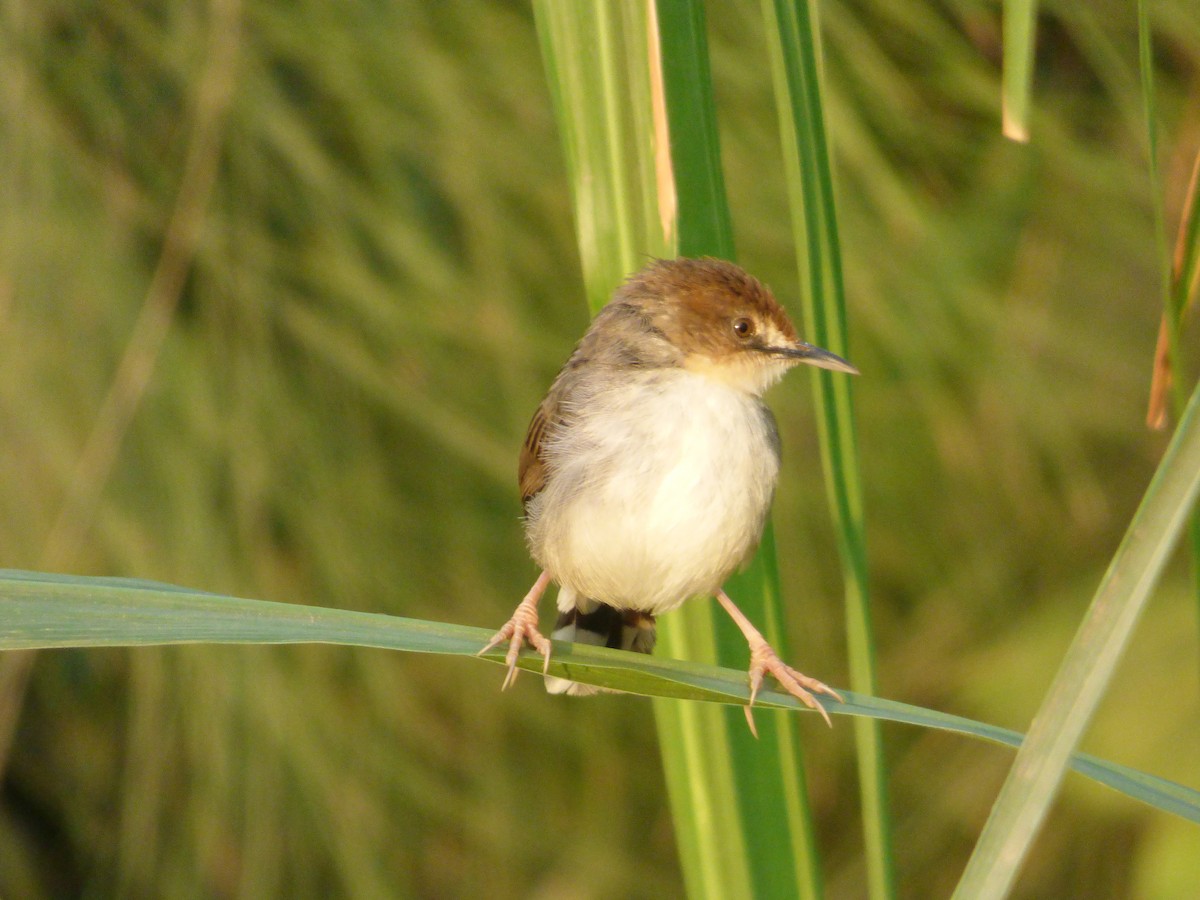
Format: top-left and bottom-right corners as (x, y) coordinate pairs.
(479, 571), (553, 689)
(715, 589), (842, 736)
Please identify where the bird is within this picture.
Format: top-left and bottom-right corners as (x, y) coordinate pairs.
(480, 257), (855, 732)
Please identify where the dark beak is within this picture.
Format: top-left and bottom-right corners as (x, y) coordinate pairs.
(775, 342), (859, 375)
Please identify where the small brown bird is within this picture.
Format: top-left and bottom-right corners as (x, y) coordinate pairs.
(481, 257), (855, 731)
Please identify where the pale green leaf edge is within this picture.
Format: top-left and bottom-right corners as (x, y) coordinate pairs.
(1, 568), (1196, 826)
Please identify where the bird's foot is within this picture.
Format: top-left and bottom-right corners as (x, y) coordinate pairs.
(479, 571), (552, 689)
(713, 589), (842, 736)
(745, 639), (842, 735)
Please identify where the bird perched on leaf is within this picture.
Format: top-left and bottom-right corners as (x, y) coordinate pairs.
(481, 257), (855, 732)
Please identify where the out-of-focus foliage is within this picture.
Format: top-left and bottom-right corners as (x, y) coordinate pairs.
(0, 1), (1197, 897)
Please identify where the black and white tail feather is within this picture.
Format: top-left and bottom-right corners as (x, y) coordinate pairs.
(544, 587), (656, 695)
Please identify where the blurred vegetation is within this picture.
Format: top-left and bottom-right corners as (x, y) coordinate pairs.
(1, 0), (1198, 896)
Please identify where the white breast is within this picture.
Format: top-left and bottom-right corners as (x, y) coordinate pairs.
(525, 370), (780, 615)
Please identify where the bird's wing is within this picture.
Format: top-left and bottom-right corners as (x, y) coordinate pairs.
(518, 400), (554, 510)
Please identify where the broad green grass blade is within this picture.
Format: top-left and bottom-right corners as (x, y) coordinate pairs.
(534, 0), (666, 307)
(2, 567), (1198, 825)
(1001, 0), (1038, 142)
(762, 2), (894, 897)
(656, 2), (823, 897)
(953, 378), (1200, 897)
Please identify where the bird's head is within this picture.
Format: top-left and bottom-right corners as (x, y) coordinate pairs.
(620, 257), (857, 395)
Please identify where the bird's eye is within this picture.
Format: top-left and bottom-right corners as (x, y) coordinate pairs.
(732, 317), (755, 339)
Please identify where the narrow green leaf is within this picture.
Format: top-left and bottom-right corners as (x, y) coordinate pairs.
(1001, 0), (1038, 141)
(953, 374), (1200, 897)
(1139, 0), (1176, 419)
(1, 568), (1197, 825)
(762, 1), (895, 896)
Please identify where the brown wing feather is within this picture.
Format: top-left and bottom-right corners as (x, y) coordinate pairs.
(518, 401), (553, 509)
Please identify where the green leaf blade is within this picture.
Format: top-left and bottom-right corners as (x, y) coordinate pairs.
(953, 376), (1200, 897)
(3, 568), (1197, 829)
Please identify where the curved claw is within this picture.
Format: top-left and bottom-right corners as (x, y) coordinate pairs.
(746, 642), (840, 729)
(743, 703), (759, 738)
(479, 617), (551, 689)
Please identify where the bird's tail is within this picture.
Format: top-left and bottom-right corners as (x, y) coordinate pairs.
(544, 592), (656, 696)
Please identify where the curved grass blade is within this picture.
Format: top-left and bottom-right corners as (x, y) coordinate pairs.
(1, 567), (1197, 825)
(953, 373), (1200, 897)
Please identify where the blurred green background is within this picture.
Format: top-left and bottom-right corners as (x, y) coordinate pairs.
(2, 0), (1199, 896)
